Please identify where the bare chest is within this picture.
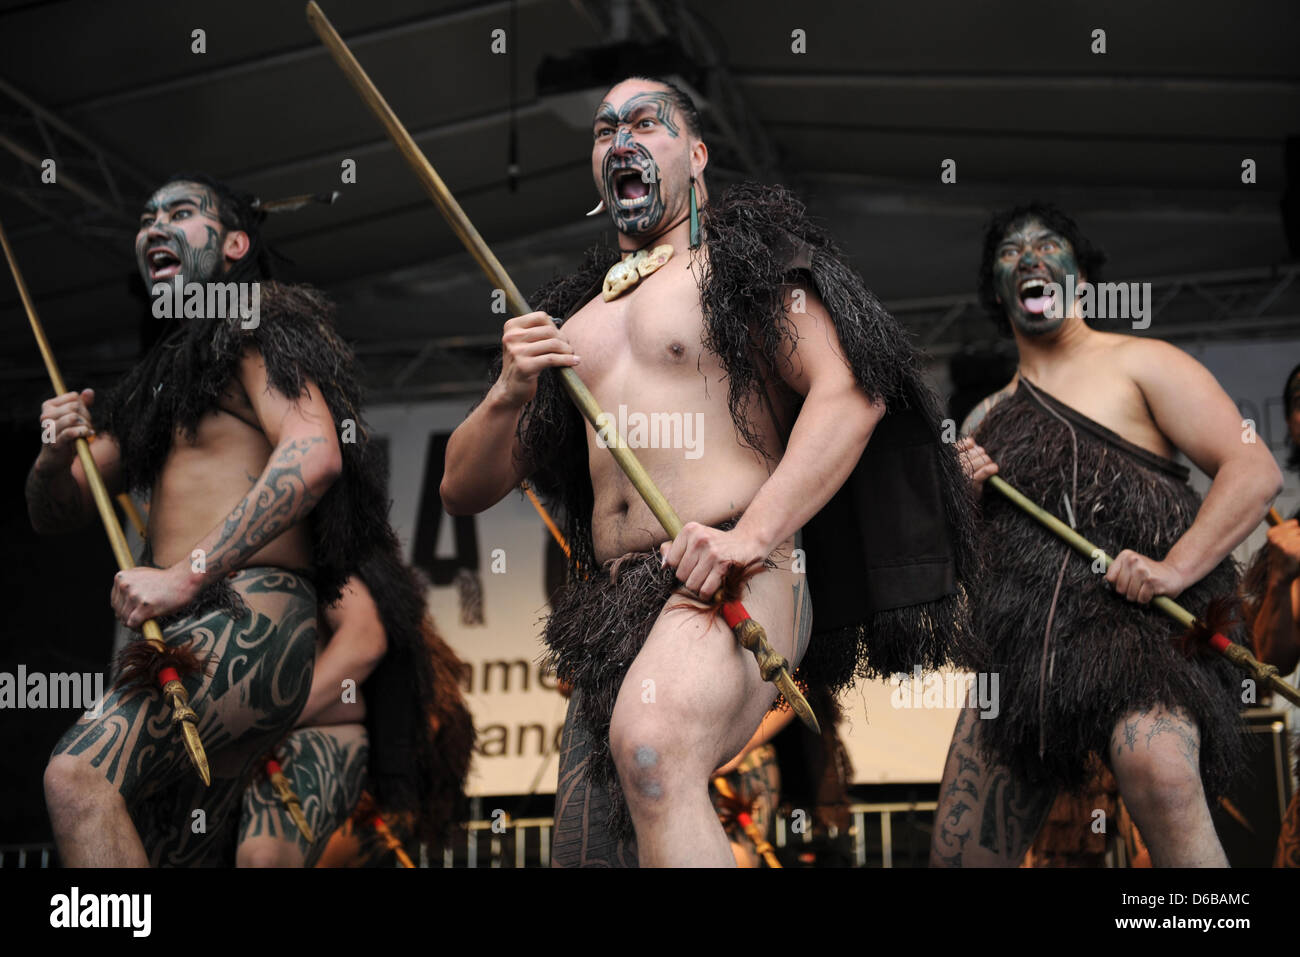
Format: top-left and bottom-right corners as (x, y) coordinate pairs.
(561, 254), (720, 390)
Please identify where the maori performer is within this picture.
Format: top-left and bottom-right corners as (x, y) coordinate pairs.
(442, 77), (980, 866)
(931, 202), (1282, 868)
(1242, 363), (1300, 866)
(236, 549), (474, 867)
(31, 173), (393, 866)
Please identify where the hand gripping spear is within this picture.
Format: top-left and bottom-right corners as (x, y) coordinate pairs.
(0, 218), (211, 785)
(988, 474), (1300, 708)
(304, 2), (819, 733)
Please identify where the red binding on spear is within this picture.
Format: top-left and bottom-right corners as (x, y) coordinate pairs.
(304, 1), (819, 733)
(1, 218), (211, 785)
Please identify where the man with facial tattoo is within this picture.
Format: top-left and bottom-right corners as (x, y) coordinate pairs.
(28, 173), (394, 866)
(443, 77), (981, 866)
(930, 202), (1282, 868)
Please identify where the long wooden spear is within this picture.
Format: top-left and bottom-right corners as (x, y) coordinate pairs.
(988, 474), (1300, 707)
(304, 2), (818, 732)
(0, 218), (211, 785)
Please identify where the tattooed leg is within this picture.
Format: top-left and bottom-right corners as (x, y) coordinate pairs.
(552, 695), (640, 868)
(1107, 705), (1226, 867)
(929, 707), (1056, 867)
(236, 724), (369, 868)
(44, 567), (317, 867)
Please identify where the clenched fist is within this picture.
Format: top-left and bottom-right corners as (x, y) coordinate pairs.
(111, 565), (201, 631)
(496, 311), (580, 407)
(1105, 549), (1187, 604)
(36, 388), (97, 474)
(956, 436), (998, 494)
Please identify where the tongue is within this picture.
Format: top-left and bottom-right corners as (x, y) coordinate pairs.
(1023, 294), (1051, 315)
(623, 178), (649, 200)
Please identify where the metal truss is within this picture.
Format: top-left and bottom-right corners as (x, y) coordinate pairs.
(344, 261), (1300, 403)
(0, 75), (154, 265)
(897, 263), (1300, 359)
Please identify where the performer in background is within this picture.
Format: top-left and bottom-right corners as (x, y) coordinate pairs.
(442, 77), (979, 866)
(30, 174), (392, 866)
(1242, 363), (1300, 866)
(932, 203), (1281, 868)
(237, 550), (474, 867)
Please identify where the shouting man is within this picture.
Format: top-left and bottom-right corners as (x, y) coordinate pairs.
(442, 77), (979, 866)
(30, 173), (393, 866)
(931, 203), (1282, 868)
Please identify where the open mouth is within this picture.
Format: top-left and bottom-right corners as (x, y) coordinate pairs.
(1017, 276), (1054, 315)
(611, 168), (652, 208)
(147, 248), (182, 280)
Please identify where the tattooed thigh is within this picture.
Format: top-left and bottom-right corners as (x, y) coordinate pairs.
(552, 696), (638, 868)
(53, 567), (317, 864)
(238, 724), (370, 867)
(930, 706), (1055, 867)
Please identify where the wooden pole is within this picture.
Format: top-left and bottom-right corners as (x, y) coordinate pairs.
(304, 1), (817, 733)
(988, 474), (1300, 708)
(1, 218), (210, 785)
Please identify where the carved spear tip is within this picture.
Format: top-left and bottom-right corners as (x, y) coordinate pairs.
(267, 758), (314, 843)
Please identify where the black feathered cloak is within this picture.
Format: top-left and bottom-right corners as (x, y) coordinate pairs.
(504, 183), (982, 827)
(97, 281), (396, 605)
(354, 548), (474, 851)
(973, 382), (1247, 796)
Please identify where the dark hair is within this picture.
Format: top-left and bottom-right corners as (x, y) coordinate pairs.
(154, 171), (273, 282)
(977, 201), (1107, 335)
(619, 75), (704, 140)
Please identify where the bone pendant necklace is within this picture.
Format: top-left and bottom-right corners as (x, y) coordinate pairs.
(601, 243), (674, 301)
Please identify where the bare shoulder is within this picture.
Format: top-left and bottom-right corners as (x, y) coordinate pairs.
(960, 379), (1018, 438)
(1111, 333), (1197, 373)
(1110, 334), (1225, 402)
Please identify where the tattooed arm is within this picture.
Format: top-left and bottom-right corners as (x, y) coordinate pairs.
(110, 350), (343, 629)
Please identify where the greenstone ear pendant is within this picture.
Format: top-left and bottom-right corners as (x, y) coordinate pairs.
(689, 177), (701, 250)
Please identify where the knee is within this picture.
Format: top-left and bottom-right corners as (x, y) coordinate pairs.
(44, 754), (112, 820)
(1112, 751), (1203, 818)
(609, 717), (675, 808)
